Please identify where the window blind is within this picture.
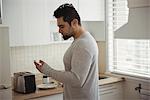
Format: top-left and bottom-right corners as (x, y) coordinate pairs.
(107, 0), (150, 78)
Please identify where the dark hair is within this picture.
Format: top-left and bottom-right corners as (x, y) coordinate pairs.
(53, 3), (81, 25)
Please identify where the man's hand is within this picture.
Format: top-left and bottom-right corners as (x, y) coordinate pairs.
(34, 60), (45, 73)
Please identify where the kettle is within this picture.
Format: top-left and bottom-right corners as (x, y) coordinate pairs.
(13, 72), (36, 94)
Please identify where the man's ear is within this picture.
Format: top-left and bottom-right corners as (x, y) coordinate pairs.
(71, 19), (78, 27)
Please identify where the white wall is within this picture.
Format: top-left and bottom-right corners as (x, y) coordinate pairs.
(97, 41), (106, 73)
(10, 43), (70, 75)
(10, 41), (106, 76)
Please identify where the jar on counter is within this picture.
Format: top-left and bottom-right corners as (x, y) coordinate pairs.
(42, 75), (50, 84)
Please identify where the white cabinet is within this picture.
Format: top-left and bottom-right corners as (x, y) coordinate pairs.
(0, 26), (11, 87)
(0, 88), (12, 100)
(30, 93), (63, 100)
(3, 0), (24, 46)
(3, 0), (50, 46)
(21, 0), (50, 46)
(79, 0), (104, 21)
(48, 0), (104, 21)
(2, 0), (104, 46)
(99, 82), (123, 100)
(0, 26), (12, 100)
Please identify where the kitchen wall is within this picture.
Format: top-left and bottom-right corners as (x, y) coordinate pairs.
(97, 41), (106, 74)
(10, 43), (70, 75)
(9, 20), (106, 76)
(10, 41), (106, 76)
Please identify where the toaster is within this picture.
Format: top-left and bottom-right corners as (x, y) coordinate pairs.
(14, 72), (36, 94)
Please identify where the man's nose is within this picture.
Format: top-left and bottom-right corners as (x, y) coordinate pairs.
(59, 29), (61, 33)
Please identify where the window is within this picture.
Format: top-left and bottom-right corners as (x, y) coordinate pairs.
(106, 0), (150, 78)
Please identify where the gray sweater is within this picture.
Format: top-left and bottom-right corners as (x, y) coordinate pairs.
(43, 32), (99, 100)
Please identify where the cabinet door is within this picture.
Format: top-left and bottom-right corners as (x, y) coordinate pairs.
(21, 0), (50, 46)
(0, 26), (12, 100)
(3, 0), (24, 46)
(99, 82), (123, 100)
(3, 0), (50, 46)
(79, 0), (104, 21)
(0, 26), (11, 87)
(0, 89), (12, 100)
(31, 93), (63, 100)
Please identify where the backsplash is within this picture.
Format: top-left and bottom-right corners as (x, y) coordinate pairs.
(10, 43), (71, 76)
(10, 41), (106, 76)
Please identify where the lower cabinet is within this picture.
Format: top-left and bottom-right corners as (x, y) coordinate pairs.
(99, 82), (123, 100)
(0, 88), (12, 100)
(31, 82), (123, 100)
(30, 93), (63, 100)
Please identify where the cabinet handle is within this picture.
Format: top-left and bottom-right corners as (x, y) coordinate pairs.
(99, 87), (117, 95)
(100, 91), (114, 95)
(99, 87), (117, 92)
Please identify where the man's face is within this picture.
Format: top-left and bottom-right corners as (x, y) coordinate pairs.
(57, 17), (74, 40)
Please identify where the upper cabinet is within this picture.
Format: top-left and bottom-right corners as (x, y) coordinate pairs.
(79, 0), (104, 21)
(48, 0), (104, 21)
(2, 0), (24, 46)
(3, 0), (50, 46)
(21, 0), (50, 46)
(2, 0), (105, 46)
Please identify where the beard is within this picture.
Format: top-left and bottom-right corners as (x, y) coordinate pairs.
(62, 33), (73, 40)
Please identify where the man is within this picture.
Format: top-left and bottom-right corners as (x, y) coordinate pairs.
(34, 3), (99, 100)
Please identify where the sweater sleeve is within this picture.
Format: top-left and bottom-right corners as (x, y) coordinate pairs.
(42, 46), (92, 87)
(42, 63), (79, 85)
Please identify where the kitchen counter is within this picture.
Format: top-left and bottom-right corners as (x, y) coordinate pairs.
(12, 74), (63, 100)
(12, 86), (63, 100)
(12, 75), (124, 100)
(99, 76), (123, 86)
